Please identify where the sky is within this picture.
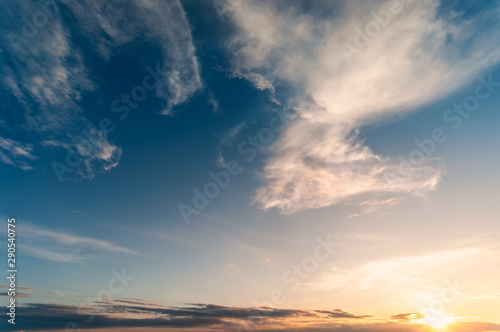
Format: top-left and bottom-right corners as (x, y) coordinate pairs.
(1, 0), (500, 331)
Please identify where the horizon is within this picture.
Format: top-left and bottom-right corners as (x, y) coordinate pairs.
(1, 0), (500, 331)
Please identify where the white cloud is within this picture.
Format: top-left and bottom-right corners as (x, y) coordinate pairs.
(208, 91), (220, 114)
(471, 292), (500, 300)
(219, 121), (247, 147)
(0, 0), (201, 176)
(229, 71), (275, 93)
(0, 1), (120, 175)
(225, 0), (500, 213)
(0, 217), (138, 262)
(360, 198), (403, 207)
(21, 245), (82, 263)
(61, 0), (202, 114)
(311, 248), (481, 293)
(8, 221), (140, 262)
(21, 223), (138, 255)
(0, 137), (37, 170)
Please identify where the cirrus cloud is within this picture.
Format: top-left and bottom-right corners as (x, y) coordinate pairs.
(224, 0), (500, 213)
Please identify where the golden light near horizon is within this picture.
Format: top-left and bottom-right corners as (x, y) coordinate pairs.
(417, 311), (456, 330)
(3, 0), (500, 331)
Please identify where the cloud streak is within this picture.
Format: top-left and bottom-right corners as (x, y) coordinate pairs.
(61, 0), (202, 115)
(225, 0), (500, 213)
(21, 223), (138, 255)
(0, 219), (138, 262)
(0, 301), (379, 331)
(6, 299), (500, 331)
(311, 248), (481, 293)
(0, 137), (37, 170)
(0, 0), (202, 177)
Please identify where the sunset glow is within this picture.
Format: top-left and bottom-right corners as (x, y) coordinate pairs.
(1, 0), (500, 331)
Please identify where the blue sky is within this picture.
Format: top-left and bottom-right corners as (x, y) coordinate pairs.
(1, 0), (500, 331)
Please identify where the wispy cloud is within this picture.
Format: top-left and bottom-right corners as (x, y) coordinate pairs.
(311, 248), (481, 293)
(224, 0), (500, 213)
(0, 218), (138, 262)
(8, 299), (500, 331)
(21, 224), (135, 254)
(21, 245), (82, 263)
(471, 292), (500, 300)
(208, 91), (220, 113)
(229, 71), (276, 93)
(0, 286), (35, 291)
(358, 196), (404, 213)
(6, 301), (373, 331)
(390, 313), (425, 322)
(218, 121), (247, 147)
(0, 291), (31, 298)
(62, 0), (202, 115)
(0, 0), (202, 176)
(0, 0), (120, 176)
(360, 197), (403, 207)
(0, 137), (37, 170)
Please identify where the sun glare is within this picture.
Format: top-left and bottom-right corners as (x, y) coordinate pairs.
(417, 312), (455, 329)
